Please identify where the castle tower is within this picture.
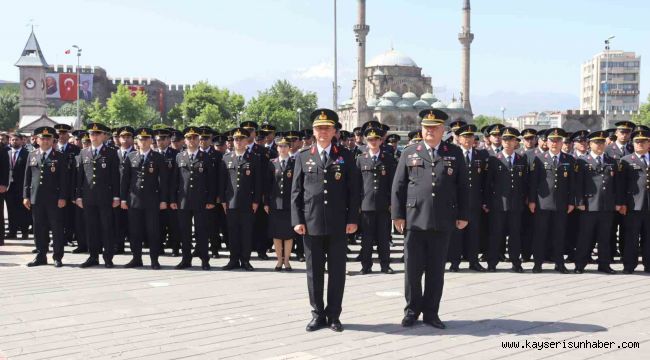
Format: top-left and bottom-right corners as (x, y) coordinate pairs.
(15, 29), (49, 120)
(458, 0), (474, 114)
(353, 0), (370, 126)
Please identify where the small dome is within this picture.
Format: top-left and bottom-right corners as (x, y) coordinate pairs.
(447, 100), (464, 109)
(376, 99), (395, 108)
(396, 100), (413, 109)
(420, 92), (437, 104)
(368, 49), (418, 67)
(373, 69), (384, 77)
(367, 98), (379, 107)
(382, 90), (400, 102)
(402, 91), (418, 103)
(413, 100), (432, 109)
(431, 100), (447, 109)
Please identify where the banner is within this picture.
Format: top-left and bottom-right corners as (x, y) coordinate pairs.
(45, 73), (60, 98)
(127, 85), (145, 97)
(78, 74), (94, 101)
(59, 73), (78, 101)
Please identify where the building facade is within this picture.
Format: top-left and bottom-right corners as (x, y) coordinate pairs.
(581, 51), (641, 113)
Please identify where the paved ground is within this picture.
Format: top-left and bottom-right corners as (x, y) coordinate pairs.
(1, 235), (649, 360)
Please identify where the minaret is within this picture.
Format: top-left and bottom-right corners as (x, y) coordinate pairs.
(15, 29), (49, 121)
(353, 0), (369, 126)
(458, 0), (474, 114)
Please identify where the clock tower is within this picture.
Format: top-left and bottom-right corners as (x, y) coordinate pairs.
(15, 30), (49, 120)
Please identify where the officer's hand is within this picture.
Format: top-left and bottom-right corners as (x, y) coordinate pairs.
(394, 219), (405, 234)
(57, 199), (66, 208)
(294, 224), (306, 235)
(221, 203), (227, 213)
(23, 199), (31, 210)
(528, 202), (536, 214)
(346, 224), (358, 234)
(112, 199), (120, 208)
(456, 220), (468, 230)
(482, 204), (489, 213)
(252, 203), (258, 213)
(120, 201), (128, 210)
(0, 185), (7, 194)
(75, 198), (83, 209)
(577, 205), (586, 211)
(159, 202), (167, 210)
(618, 205), (627, 215)
(567, 205), (575, 214)
(170, 203), (178, 210)
(264, 205), (269, 214)
(205, 203), (215, 210)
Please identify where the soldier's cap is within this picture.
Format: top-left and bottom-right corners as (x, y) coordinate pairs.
(335, 122), (343, 130)
(71, 130), (87, 139)
(283, 130), (301, 141)
(521, 128), (538, 138)
(260, 123), (276, 132)
(117, 126), (135, 137)
(199, 126), (214, 138)
(570, 130), (589, 142)
(615, 121), (636, 131)
(213, 134), (227, 146)
(231, 127), (250, 139)
(339, 130), (351, 140)
(537, 129), (549, 140)
(636, 124), (650, 132)
(363, 127), (384, 139)
(381, 123), (390, 132)
(170, 130), (183, 141)
(182, 126), (202, 137)
(135, 127), (154, 138)
(256, 130), (269, 141)
(86, 122), (110, 133)
(455, 124), (478, 137)
(352, 127), (362, 136)
(54, 124), (72, 132)
(419, 109), (448, 126)
(301, 129), (313, 139)
(486, 123), (506, 136)
(500, 127), (520, 139)
(310, 108), (339, 127)
(361, 120), (382, 133)
(33, 126), (56, 138)
(631, 129), (650, 141)
(588, 131), (608, 141)
(386, 134), (401, 143)
(275, 136), (291, 146)
(480, 125), (491, 135)
(111, 128), (119, 136)
(408, 130), (422, 141)
(563, 132), (573, 143)
(449, 120), (468, 131)
(154, 128), (171, 138)
(546, 127), (568, 139)
(240, 121), (258, 131)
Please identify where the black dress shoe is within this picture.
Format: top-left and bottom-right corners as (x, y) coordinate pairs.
(80, 257), (99, 268)
(423, 316), (446, 329)
(469, 262), (486, 272)
(242, 262), (254, 271)
(574, 268), (584, 274)
(532, 264), (542, 273)
(487, 265), (497, 272)
(274, 265), (282, 271)
(175, 259), (192, 269)
(221, 262), (239, 270)
(72, 247), (87, 254)
(201, 260), (211, 270)
(360, 268), (372, 275)
(354, 254), (362, 261)
(151, 259), (161, 270)
(554, 264), (569, 274)
(401, 314), (417, 327)
(448, 264), (459, 272)
(329, 318), (344, 332)
(212, 252), (220, 259)
(21, 232), (29, 240)
(31, 249), (39, 254)
(298, 256), (306, 262)
(381, 266), (395, 274)
(171, 249), (180, 257)
(306, 317), (327, 332)
(27, 256), (47, 267)
(124, 258), (143, 268)
(512, 264), (524, 273)
(622, 269), (634, 274)
(598, 266), (616, 274)
(104, 260), (114, 268)
(5, 233), (16, 239)
(258, 252), (269, 260)
(53, 259), (63, 268)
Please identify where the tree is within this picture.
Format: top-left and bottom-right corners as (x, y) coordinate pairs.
(472, 115), (503, 131)
(632, 93), (650, 127)
(0, 88), (20, 131)
(48, 100), (91, 120)
(178, 82), (245, 131)
(244, 80), (317, 131)
(84, 84), (160, 128)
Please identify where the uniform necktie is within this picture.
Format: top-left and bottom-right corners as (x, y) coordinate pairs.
(597, 156), (602, 168)
(238, 155), (242, 162)
(372, 155), (378, 164)
(190, 153), (194, 162)
(465, 151), (470, 165)
(11, 151), (17, 169)
(553, 155), (558, 168)
(321, 150), (328, 165)
(428, 148), (434, 161)
(507, 155), (513, 169)
(643, 155), (649, 167)
(281, 159), (286, 171)
(94, 148), (98, 157)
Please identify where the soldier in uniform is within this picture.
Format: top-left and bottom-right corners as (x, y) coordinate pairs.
(6, 133), (30, 240)
(76, 123), (121, 268)
(356, 127), (396, 274)
(528, 128), (575, 273)
(261, 123), (279, 159)
(114, 126), (136, 254)
(448, 124), (487, 272)
(265, 134), (296, 271)
(574, 131), (617, 274)
(564, 130), (589, 262)
(154, 128), (180, 256)
(518, 128), (537, 155)
(199, 127), (225, 258)
(448, 120), (467, 145)
(120, 128), (169, 269)
(392, 109), (469, 329)
(24, 127), (68, 267)
(221, 128), (262, 271)
(619, 129), (650, 274)
(484, 127), (528, 272)
(292, 108), (360, 332)
(169, 127), (217, 270)
(485, 124), (505, 155)
(54, 124), (80, 245)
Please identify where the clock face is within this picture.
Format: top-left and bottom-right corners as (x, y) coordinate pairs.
(24, 78), (36, 89)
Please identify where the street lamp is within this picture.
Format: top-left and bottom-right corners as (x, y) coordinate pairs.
(297, 108), (302, 129)
(238, 111), (243, 125)
(500, 107), (506, 122)
(603, 35), (615, 129)
(72, 45), (82, 126)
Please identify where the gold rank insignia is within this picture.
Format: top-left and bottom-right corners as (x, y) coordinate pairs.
(335, 172), (342, 180)
(149, 167), (154, 173)
(287, 170), (292, 178)
(246, 169), (251, 176)
(448, 167), (453, 175)
(564, 171), (568, 178)
(51, 166), (55, 173)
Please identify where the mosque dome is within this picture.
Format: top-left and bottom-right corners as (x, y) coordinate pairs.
(396, 100), (413, 109)
(413, 100), (432, 109)
(447, 100), (464, 109)
(420, 92), (437, 104)
(367, 98), (379, 108)
(431, 100), (447, 109)
(401, 91), (418, 104)
(376, 99), (395, 108)
(368, 49), (418, 67)
(372, 69), (384, 77)
(381, 90), (400, 103)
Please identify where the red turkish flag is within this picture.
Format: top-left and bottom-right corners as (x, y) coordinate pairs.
(59, 73), (78, 101)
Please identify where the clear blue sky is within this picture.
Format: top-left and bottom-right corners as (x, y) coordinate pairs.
(1, 0), (647, 116)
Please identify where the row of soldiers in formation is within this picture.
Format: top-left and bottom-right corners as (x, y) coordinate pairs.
(4, 112), (650, 275)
